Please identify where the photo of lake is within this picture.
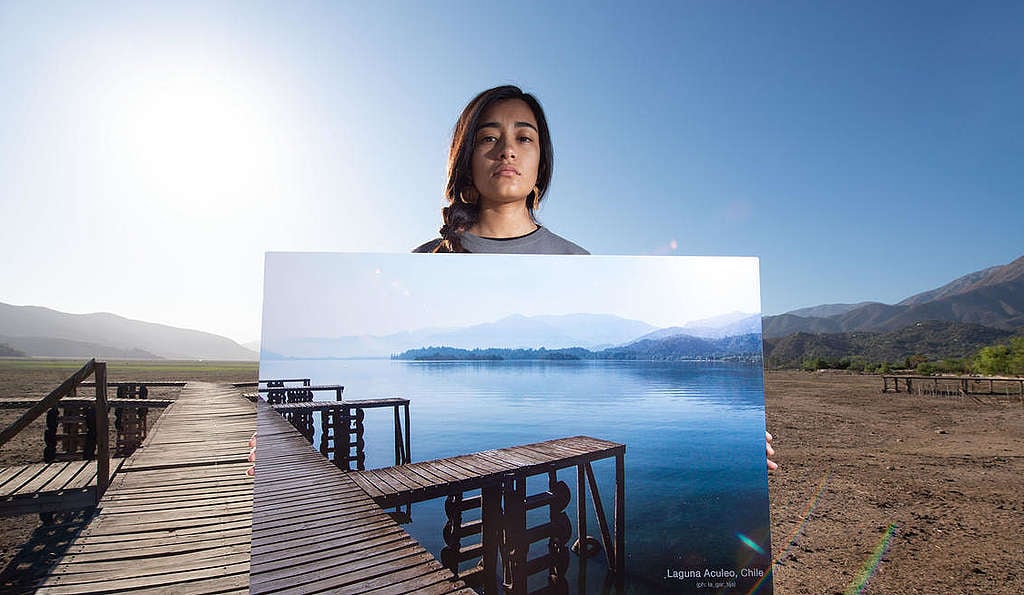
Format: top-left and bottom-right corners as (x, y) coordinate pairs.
(259, 253), (773, 593)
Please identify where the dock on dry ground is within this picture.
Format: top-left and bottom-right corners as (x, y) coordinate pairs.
(36, 382), (255, 594)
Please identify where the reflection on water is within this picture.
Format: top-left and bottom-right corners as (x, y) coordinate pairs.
(259, 359), (772, 593)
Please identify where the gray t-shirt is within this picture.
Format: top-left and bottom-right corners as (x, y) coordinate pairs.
(414, 226), (589, 254)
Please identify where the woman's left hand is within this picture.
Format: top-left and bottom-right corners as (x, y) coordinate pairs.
(766, 431), (778, 471)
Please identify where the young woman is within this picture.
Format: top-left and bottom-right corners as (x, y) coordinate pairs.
(414, 85), (586, 254)
(415, 85), (776, 470)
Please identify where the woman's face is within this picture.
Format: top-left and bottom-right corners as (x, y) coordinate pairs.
(470, 99), (541, 207)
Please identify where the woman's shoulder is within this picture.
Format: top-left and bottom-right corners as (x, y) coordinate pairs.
(412, 238), (443, 253)
(531, 227), (589, 255)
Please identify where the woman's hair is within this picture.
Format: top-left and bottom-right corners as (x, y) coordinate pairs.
(434, 85), (554, 252)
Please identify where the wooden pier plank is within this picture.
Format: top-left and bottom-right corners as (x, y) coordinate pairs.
(10, 461), (74, 496)
(251, 523), (407, 561)
(1, 459), (128, 518)
(351, 435), (625, 508)
(38, 382), (255, 594)
(250, 399), (473, 595)
(39, 460), (96, 493)
(0, 464), (31, 489)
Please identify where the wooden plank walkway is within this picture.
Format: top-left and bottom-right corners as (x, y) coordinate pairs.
(349, 436), (624, 508)
(0, 459), (125, 517)
(251, 399), (475, 595)
(37, 382), (255, 594)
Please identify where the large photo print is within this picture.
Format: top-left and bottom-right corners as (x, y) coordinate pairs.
(257, 252), (772, 594)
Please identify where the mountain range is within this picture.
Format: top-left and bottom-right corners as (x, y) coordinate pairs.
(0, 302), (256, 360)
(3, 255), (1020, 363)
(395, 331), (763, 362)
(761, 255), (1024, 365)
(264, 312), (761, 360)
(763, 256), (1024, 338)
(764, 321), (1016, 367)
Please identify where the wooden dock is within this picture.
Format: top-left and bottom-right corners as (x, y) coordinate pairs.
(267, 398), (412, 471)
(5, 364), (625, 594)
(257, 388), (626, 594)
(251, 399), (475, 595)
(349, 436), (622, 508)
(36, 382), (255, 594)
(350, 436), (626, 594)
(1, 459), (125, 517)
(882, 374), (1024, 397)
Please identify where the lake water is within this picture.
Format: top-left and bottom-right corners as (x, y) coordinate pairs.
(259, 358), (773, 594)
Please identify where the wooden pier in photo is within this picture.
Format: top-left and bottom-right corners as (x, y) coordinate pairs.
(251, 399), (475, 595)
(882, 374), (1024, 397)
(272, 398), (412, 470)
(349, 435), (626, 594)
(260, 383), (345, 402)
(36, 381), (256, 594)
(257, 383), (627, 595)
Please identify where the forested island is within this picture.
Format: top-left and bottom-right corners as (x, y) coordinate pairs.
(393, 333), (763, 362)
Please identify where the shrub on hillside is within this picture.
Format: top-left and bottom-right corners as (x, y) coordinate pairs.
(973, 336), (1024, 375)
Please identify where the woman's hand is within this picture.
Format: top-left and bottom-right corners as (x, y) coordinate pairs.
(766, 431), (778, 471)
(246, 431), (257, 477)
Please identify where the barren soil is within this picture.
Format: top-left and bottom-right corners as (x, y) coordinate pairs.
(1, 363), (1021, 593)
(765, 370), (1023, 594)
(0, 360), (257, 590)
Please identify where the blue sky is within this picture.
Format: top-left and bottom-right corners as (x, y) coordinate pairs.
(262, 253), (761, 340)
(1, 2), (1021, 343)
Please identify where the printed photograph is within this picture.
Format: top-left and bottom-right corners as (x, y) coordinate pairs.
(257, 252), (772, 594)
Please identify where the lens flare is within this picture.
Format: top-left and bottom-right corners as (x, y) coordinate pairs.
(845, 523), (898, 594)
(737, 533), (765, 555)
(745, 469), (832, 594)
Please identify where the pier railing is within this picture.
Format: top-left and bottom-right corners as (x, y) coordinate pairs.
(0, 359), (111, 505)
(882, 374), (1024, 398)
(257, 377), (625, 594)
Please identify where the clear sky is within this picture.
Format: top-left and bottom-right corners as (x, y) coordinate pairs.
(1, 2), (1021, 344)
(262, 253), (761, 340)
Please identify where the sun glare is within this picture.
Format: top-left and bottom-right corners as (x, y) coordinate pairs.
(122, 71), (279, 216)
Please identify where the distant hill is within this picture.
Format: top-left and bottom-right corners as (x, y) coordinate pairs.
(676, 312), (762, 339)
(607, 332), (762, 360)
(897, 267), (1001, 306)
(267, 312), (768, 360)
(622, 312), (761, 343)
(0, 302), (256, 360)
(0, 342), (26, 357)
(764, 255), (1024, 338)
(764, 321), (1016, 367)
(265, 313), (657, 359)
(785, 302), (880, 319)
(0, 335), (162, 359)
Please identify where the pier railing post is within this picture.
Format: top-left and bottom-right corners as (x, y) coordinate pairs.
(614, 449), (626, 583)
(583, 462), (614, 570)
(481, 484), (501, 595)
(393, 406), (402, 465)
(94, 361), (110, 499)
(501, 472), (528, 595)
(576, 463), (588, 593)
(404, 403), (411, 464)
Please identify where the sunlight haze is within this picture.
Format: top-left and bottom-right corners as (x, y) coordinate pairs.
(1, 2), (1020, 344)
